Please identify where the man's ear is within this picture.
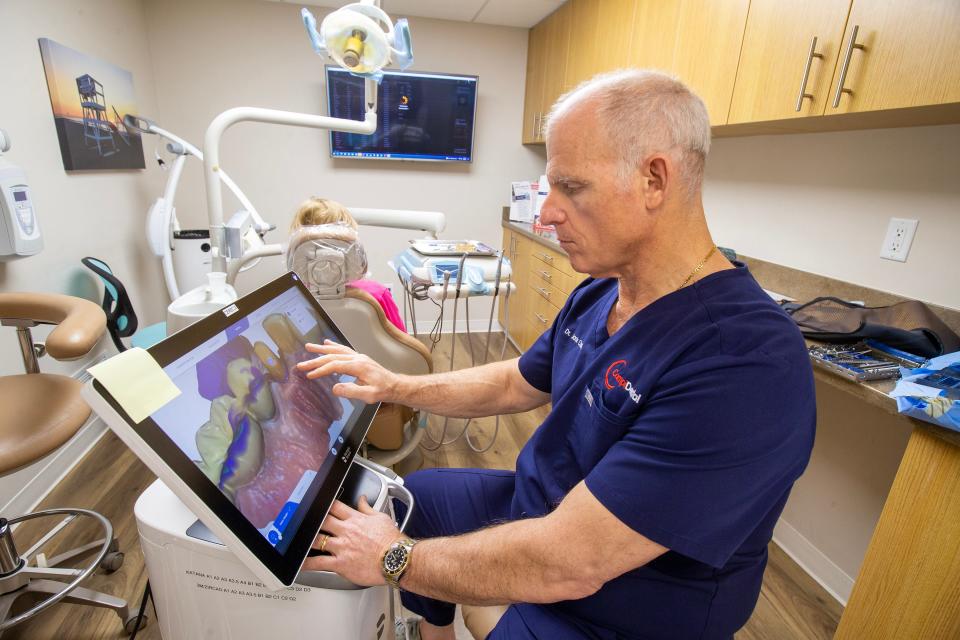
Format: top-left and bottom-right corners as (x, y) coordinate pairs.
(641, 155), (669, 210)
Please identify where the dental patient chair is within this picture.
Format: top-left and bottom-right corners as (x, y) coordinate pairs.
(0, 292), (140, 634)
(287, 224), (433, 467)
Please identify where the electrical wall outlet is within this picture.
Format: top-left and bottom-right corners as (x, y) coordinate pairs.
(880, 217), (918, 262)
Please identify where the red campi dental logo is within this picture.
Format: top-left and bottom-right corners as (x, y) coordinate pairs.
(605, 359), (642, 403)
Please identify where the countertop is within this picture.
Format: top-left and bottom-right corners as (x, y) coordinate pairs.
(501, 217), (960, 448)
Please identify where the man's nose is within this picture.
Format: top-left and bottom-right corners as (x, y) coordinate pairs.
(539, 192), (563, 225)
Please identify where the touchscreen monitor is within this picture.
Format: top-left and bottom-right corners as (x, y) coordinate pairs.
(149, 283), (362, 552)
(84, 273), (379, 588)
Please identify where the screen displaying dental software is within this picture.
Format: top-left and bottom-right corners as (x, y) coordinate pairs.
(326, 67), (478, 162)
(149, 286), (363, 554)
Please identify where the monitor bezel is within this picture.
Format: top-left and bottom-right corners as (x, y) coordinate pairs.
(325, 66), (479, 163)
(91, 272), (379, 586)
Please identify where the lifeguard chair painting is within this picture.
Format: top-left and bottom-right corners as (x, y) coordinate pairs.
(38, 38), (145, 171)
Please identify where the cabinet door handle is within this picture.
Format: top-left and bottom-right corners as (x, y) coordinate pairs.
(537, 287), (551, 299)
(539, 270), (552, 282)
(535, 313), (548, 325)
(795, 36), (824, 111)
(832, 25), (865, 108)
(537, 252), (554, 263)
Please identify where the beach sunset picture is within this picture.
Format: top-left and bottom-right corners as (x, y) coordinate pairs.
(38, 38), (145, 171)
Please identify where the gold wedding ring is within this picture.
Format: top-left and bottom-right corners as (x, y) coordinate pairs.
(319, 534), (330, 553)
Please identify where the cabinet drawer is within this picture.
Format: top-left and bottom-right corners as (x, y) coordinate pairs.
(529, 286), (560, 333)
(530, 278), (565, 312)
(529, 245), (575, 277)
(531, 262), (582, 298)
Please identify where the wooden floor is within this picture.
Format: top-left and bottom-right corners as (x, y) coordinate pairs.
(5, 333), (842, 639)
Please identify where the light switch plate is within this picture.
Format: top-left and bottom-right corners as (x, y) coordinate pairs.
(880, 217), (918, 262)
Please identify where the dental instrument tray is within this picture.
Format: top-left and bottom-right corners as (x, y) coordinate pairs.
(409, 239), (496, 256)
(808, 342), (904, 382)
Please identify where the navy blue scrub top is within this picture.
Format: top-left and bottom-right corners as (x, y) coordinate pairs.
(513, 264), (815, 639)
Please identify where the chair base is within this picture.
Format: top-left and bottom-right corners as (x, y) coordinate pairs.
(0, 508), (143, 636)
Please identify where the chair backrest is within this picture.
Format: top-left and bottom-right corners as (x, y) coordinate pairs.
(81, 257), (138, 352)
(323, 289), (432, 376)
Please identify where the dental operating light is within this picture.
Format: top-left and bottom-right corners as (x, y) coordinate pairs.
(202, 0), (414, 274)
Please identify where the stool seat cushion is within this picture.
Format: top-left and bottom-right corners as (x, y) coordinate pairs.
(462, 604), (509, 640)
(0, 374), (90, 473)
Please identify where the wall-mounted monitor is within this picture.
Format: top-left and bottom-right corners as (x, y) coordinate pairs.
(326, 67), (478, 163)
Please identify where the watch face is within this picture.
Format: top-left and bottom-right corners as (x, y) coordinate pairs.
(384, 546), (407, 573)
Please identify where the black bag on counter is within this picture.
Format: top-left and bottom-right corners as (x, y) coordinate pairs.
(781, 297), (960, 359)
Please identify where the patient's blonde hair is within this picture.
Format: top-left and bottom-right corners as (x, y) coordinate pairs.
(290, 197), (358, 232)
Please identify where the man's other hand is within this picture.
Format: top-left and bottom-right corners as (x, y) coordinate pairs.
(302, 497), (404, 586)
(297, 340), (399, 404)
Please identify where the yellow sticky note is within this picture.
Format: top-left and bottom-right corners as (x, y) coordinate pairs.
(88, 347), (181, 423)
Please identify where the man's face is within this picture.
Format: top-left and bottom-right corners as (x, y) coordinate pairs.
(541, 105), (648, 278)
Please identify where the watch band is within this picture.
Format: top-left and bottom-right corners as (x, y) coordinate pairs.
(382, 537), (416, 588)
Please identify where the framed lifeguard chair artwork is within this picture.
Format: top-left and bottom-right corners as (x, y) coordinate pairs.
(38, 38), (146, 171)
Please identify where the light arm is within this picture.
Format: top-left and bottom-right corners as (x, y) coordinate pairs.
(202, 93), (378, 273)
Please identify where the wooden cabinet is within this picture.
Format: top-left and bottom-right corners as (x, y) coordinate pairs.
(728, 0), (852, 123)
(521, 19), (548, 144)
(563, 0), (603, 94)
(541, 1), (573, 124)
(522, 0), (960, 140)
(563, 0), (637, 93)
(499, 230), (532, 347)
(835, 427), (960, 638)
(522, 2), (572, 143)
(626, 0), (680, 73)
(500, 227), (586, 352)
(670, 0), (752, 126)
(827, 0), (960, 114)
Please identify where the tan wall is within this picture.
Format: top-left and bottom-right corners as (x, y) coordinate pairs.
(704, 124), (960, 311)
(0, 0), (164, 510)
(141, 0), (546, 328)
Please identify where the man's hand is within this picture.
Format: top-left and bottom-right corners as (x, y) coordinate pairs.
(302, 497), (404, 586)
(297, 340), (400, 404)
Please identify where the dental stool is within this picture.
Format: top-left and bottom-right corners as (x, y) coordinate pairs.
(462, 604), (508, 639)
(0, 292), (140, 634)
(287, 224), (434, 467)
(81, 256), (167, 351)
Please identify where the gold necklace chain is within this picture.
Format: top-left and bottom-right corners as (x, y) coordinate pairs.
(677, 246), (717, 291)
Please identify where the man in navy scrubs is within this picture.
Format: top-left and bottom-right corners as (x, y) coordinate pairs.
(299, 69), (815, 640)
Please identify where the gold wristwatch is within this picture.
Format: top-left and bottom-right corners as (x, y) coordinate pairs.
(382, 537), (417, 588)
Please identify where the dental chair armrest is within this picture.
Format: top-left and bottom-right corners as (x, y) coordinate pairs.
(0, 293), (106, 360)
(344, 288), (433, 372)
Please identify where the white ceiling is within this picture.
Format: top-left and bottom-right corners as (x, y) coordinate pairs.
(264, 0), (566, 28)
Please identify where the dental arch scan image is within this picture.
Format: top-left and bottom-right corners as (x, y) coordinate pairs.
(149, 287), (359, 552)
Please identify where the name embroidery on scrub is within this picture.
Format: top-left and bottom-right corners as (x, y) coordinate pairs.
(604, 359), (642, 403)
(564, 327), (584, 349)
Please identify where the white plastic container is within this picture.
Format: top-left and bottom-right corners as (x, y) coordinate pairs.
(166, 271), (238, 335)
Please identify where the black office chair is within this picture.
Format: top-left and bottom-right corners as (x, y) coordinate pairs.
(80, 257), (138, 352)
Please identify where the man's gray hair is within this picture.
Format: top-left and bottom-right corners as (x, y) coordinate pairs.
(545, 69), (711, 196)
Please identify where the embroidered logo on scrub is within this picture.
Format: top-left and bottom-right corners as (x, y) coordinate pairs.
(564, 327), (584, 349)
(604, 359), (642, 403)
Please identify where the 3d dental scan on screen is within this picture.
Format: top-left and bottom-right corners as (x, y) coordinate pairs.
(149, 283), (358, 552)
